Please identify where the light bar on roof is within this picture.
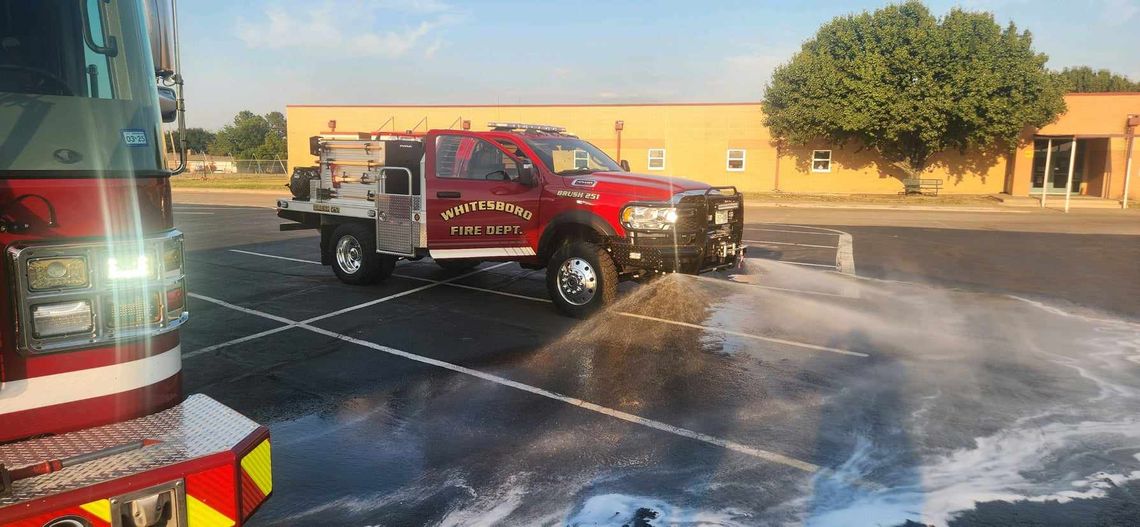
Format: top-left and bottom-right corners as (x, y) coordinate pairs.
(487, 122), (567, 133)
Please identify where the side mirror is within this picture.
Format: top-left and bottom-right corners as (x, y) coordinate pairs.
(620, 159), (631, 171)
(157, 86), (177, 123)
(518, 162), (536, 186)
(143, 0), (176, 78)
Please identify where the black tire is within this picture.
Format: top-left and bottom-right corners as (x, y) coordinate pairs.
(330, 223), (395, 285)
(546, 240), (619, 318)
(435, 258), (482, 273)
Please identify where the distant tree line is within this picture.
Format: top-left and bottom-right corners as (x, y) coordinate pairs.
(168, 110), (288, 160)
(1053, 66), (1140, 93)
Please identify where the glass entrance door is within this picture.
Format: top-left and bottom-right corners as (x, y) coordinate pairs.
(1031, 138), (1084, 194)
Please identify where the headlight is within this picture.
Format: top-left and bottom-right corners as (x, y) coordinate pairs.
(32, 300), (94, 338)
(621, 206), (678, 230)
(107, 253), (156, 280)
(27, 257), (89, 290)
(10, 231), (188, 354)
(104, 292), (163, 329)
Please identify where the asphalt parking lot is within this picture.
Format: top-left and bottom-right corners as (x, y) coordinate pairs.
(173, 196), (1140, 526)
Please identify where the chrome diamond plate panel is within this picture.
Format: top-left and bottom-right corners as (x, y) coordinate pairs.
(0, 394), (259, 507)
(375, 194), (420, 256)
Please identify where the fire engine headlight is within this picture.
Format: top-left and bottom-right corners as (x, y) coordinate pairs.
(107, 253), (156, 280)
(32, 300), (94, 338)
(621, 206), (678, 231)
(27, 257), (89, 290)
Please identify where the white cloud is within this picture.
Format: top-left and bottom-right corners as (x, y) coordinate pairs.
(235, 0), (455, 58)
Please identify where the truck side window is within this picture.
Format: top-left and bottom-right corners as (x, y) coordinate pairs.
(436, 135), (521, 182)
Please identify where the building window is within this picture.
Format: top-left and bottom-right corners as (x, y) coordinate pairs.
(812, 150), (832, 173)
(648, 149), (666, 171)
(726, 149), (746, 171)
(573, 150), (589, 169)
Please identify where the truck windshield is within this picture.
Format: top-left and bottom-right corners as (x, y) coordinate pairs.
(0, 0), (164, 177)
(524, 137), (623, 175)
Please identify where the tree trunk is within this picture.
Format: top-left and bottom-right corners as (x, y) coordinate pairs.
(890, 160), (922, 180)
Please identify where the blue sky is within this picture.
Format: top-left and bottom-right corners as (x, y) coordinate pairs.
(181, 0), (1140, 129)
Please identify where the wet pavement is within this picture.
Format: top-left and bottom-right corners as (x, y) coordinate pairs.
(174, 202), (1140, 526)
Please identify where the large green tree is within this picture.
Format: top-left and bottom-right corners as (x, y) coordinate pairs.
(1054, 66), (1140, 93)
(209, 111), (288, 160)
(762, 1), (1066, 179)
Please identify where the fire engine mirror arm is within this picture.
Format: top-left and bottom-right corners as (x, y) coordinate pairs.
(153, 0), (188, 174)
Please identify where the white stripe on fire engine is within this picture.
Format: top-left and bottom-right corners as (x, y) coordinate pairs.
(429, 247), (536, 259)
(0, 345), (181, 414)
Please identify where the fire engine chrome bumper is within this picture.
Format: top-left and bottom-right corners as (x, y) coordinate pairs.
(0, 394), (271, 527)
(608, 238), (747, 274)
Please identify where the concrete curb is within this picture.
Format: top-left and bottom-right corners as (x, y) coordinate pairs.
(172, 188), (285, 196)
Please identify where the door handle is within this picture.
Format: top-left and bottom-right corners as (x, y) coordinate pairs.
(437, 191), (461, 199)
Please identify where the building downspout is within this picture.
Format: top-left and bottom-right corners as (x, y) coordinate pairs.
(615, 120), (624, 165)
(1124, 115), (1138, 209)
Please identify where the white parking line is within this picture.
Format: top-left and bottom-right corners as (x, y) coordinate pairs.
(744, 239), (838, 249)
(301, 262), (512, 324)
(748, 224), (856, 276)
(224, 249), (866, 357)
(615, 313), (869, 358)
(687, 274), (853, 298)
(393, 273), (554, 303)
(229, 249), (321, 265)
(779, 261), (838, 269)
(185, 262), (511, 355)
(183, 324), (296, 360)
(188, 291), (820, 473)
(745, 228), (839, 236)
(771, 224), (855, 276)
(173, 212), (215, 215)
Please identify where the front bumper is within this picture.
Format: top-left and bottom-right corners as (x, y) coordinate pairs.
(0, 395), (271, 527)
(610, 187), (746, 275)
(609, 238), (746, 274)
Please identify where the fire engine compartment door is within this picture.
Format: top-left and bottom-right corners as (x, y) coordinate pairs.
(375, 195), (420, 257)
(427, 134), (541, 257)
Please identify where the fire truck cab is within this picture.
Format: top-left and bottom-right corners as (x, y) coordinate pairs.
(278, 123), (746, 317)
(0, 1), (270, 526)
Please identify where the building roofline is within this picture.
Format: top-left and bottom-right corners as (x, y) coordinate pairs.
(1064, 92), (1140, 97)
(287, 101), (764, 109)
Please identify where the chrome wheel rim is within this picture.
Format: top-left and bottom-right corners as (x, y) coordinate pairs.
(557, 257), (597, 306)
(336, 235), (363, 274)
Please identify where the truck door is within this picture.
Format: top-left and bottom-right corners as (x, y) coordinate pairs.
(427, 133), (542, 258)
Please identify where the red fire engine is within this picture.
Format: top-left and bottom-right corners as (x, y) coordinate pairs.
(278, 123), (746, 317)
(0, 1), (270, 526)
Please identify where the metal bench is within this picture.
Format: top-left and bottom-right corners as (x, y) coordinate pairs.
(901, 178), (943, 196)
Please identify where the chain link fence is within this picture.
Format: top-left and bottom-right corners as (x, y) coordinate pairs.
(182, 158), (288, 175)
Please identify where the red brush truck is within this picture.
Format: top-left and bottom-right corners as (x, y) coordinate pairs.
(0, 1), (270, 526)
(277, 122), (746, 317)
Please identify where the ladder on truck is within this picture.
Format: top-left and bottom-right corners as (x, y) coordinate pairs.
(290, 134), (427, 257)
